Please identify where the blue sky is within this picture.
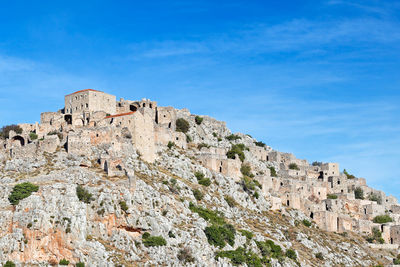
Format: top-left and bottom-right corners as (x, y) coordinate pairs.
(0, 1), (399, 198)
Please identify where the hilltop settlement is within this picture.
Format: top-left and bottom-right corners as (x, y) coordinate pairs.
(0, 89), (399, 266)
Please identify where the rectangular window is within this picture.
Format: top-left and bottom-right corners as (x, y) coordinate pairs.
(86, 103), (89, 108)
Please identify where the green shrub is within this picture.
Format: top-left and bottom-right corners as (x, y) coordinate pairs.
(0, 124), (22, 139)
(189, 202), (225, 225)
(178, 247), (195, 263)
(354, 187), (364, 200)
(167, 141), (175, 149)
(176, 118), (190, 133)
(119, 201), (128, 213)
(225, 134), (241, 141)
(3, 261), (16, 267)
(239, 229), (254, 240)
(226, 144), (247, 162)
(212, 132), (218, 137)
(286, 249), (297, 260)
(192, 189), (204, 201)
(197, 143), (210, 150)
(59, 259), (69, 265)
(254, 141), (265, 147)
(76, 185), (93, 204)
(194, 171), (205, 180)
(168, 230), (176, 238)
(142, 235), (167, 247)
(343, 169), (355, 179)
(366, 227), (384, 244)
(186, 134), (192, 143)
(224, 195), (237, 208)
(315, 252), (324, 260)
(312, 161), (322, 166)
(288, 163), (300, 170)
(268, 166), (277, 177)
(8, 182), (39, 205)
(76, 263), (85, 267)
(198, 178), (211, 186)
(373, 215), (393, 224)
(142, 232), (150, 239)
(327, 194), (338, 199)
(29, 132), (38, 140)
(256, 240), (283, 258)
(394, 258), (400, 265)
(302, 219), (312, 227)
(216, 247), (262, 267)
(369, 193), (382, 204)
(204, 224), (235, 248)
(241, 176), (258, 193)
(195, 116), (203, 125)
(240, 163), (254, 178)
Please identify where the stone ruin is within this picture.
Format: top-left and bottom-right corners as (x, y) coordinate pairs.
(1, 88), (400, 246)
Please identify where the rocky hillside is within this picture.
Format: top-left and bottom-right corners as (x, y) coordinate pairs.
(0, 134), (396, 267)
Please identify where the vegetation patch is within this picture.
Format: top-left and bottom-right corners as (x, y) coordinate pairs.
(224, 195), (237, 208)
(254, 141), (265, 147)
(226, 144), (247, 162)
(119, 201), (128, 213)
(29, 132), (38, 140)
(59, 259), (69, 265)
(327, 194), (338, 199)
(366, 227), (385, 244)
(368, 193), (382, 204)
(240, 163), (254, 178)
(268, 166), (277, 177)
(204, 224), (235, 248)
(142, 234), (167, 247)
(76, 185), (93, 204)
(197, 143), (210, 150)
(256, 239), (283, 259)
(8, 182), (39, 205)
(288, 163), (300, 170)
(354, 187), (364, 200)
(3, 261), (16, 267)
(192, 189), (204, 201)
(225, 134), (241, 141)
(194, 171), (211, 186)
(239, 229), (254, 241)
(0, 124), (22, 139)
(189, 202), (225, 225)
(216, 247), (262, 266)
(195, 116), (203, 125)
(344, 169), (356, 179)
(178, 247), (195, 263)
(176, 118), (190, 133)
(167, 141), (175, 149)
(373, 215), (393, 224)
(302, 219), (312, 227)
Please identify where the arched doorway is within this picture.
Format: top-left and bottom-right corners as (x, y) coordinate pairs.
(11, 135), (25, 146)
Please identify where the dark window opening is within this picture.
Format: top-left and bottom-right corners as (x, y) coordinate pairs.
(310, 212), (314, 219)
(143, 103), (146, 107)
(150, 103), (152, 108)
(219, 166), (222, 173)
(168, 122), (171, 128)
(287, 200), (290, 206)
(65, 115), (72, 125)
(130, 105), (137, 112)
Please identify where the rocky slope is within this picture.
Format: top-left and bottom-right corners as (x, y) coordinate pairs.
(0, 138), (396, 266)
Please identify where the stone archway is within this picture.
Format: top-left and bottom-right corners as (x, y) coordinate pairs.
(11, 135), (25, 146)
